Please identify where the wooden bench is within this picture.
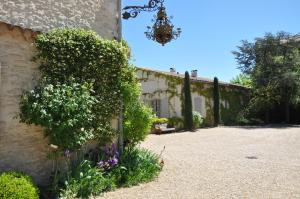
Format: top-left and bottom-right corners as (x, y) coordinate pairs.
(154, 123), (176, 134)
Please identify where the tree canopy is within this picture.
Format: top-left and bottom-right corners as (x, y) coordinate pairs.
(233, 32), (300, 123)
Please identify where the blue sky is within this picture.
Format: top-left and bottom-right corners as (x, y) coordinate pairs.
(122, 0), (300, 82)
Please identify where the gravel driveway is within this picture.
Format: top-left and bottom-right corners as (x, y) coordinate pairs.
(101, 126), (300, 199)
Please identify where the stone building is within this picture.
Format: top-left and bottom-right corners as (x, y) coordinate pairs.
(137, 67), (249, 126)
(0, 0), (121, 185)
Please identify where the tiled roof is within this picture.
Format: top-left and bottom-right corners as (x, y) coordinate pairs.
(137, 67), (249, 89)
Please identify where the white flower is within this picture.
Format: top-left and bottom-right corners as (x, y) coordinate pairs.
(81, 128), (85, 132)
(50, 144), (58, 149)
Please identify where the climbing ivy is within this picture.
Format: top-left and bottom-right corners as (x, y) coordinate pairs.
(138, 68), (248, 126)
(20, 28), (130, 150)
(219, 87), (249, 125)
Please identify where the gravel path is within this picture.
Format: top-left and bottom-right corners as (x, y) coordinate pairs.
(101, 126), (300, 199)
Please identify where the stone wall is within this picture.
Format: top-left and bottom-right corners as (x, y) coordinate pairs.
(0, 0), (120, 39)
(0, 0), (121, 185)
(0, 23), (53, 185)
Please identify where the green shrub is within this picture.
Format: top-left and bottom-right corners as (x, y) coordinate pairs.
(60, 147), (162, 198)
(193, 111), (204, 128)
(110, 147), (162, 187)
(20, 80), (97, 150)
(122, 66), (155, 145)
(168, 117), (184, 129)
(152, 118), (169, 125)
(0, 172), (39, 199)
(124, 102), (154, 145)
(60, 160), (114, 199)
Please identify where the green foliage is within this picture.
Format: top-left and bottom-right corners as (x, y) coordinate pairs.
(193, 111), (204, 128)
(35, 29), (128, 120)
(60, 147), (162, 198)
(124, 102), (154, 145)
(183, 71), (193, 130)
(0, 172), (39, 199)
(152, 118), (169, 125)
(122, 66), (155, 145)
(230, 74), (252, 88)
(110, 147), (162, 187)
(20, 28), (129, 149)
(219, 88), (249, 125)
(168, 117), (184, 129)
(213, 77), (220, 126)
(233, 32), (300, 123)
(60, 160), (114, 199)
(20, 80), (97, 150)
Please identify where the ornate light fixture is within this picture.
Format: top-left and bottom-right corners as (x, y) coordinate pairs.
(145, 6), (181, 46)
(122, 0), (181, 46)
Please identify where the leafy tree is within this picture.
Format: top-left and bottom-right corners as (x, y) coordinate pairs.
(233, 32), (300, 123)
(183, 71), (193, 130)
(213, 77), (220, 126)
(230, 74), (252, 88)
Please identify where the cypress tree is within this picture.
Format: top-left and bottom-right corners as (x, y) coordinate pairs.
(213, 77), (220, 126)
(183, 71), (193, 130)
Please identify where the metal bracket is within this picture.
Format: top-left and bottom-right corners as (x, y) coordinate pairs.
(122, 0), (164, 19)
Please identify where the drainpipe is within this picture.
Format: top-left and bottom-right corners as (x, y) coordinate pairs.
(117, 0), (124, 155)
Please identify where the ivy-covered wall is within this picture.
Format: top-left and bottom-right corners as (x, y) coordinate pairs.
(219, 86), (249, 125)
(137, 68), (249, 126)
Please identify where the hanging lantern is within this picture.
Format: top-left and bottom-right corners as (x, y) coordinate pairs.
(122, 0), (181, 46)
(145, 7), (181, 46)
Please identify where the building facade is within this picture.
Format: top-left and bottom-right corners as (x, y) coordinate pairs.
(0, 0), (121, 185)
(137, 67), (249, 126)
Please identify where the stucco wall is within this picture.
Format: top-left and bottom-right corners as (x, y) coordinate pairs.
(137, 70), (182, 118)
(137, 69), (209, 118)
(0, 0), (120, 39)
(137, 68), (249, 126)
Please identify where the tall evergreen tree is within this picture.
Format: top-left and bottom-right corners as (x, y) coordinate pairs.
(213, 77), (220, 126)
(183, 71), (193, 130)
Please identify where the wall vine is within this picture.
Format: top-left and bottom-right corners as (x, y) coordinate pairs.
(138, 68), (249, 126)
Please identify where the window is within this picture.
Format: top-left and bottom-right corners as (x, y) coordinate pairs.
(151, 99), (161, 117)
(194, 97), (204, 115)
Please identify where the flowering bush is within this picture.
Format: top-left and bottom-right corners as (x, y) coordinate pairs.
(20, 79), (97, 150)
(59, 147), (162, 198)
(20, 29), (130, 150)
(193, 111), (204, 128)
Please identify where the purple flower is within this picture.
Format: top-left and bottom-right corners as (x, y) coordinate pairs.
(98, 144), (120, 171)
(64, 149), (71, 158)
(108, 157), (118, 167)
(97, 161), (104, 168)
